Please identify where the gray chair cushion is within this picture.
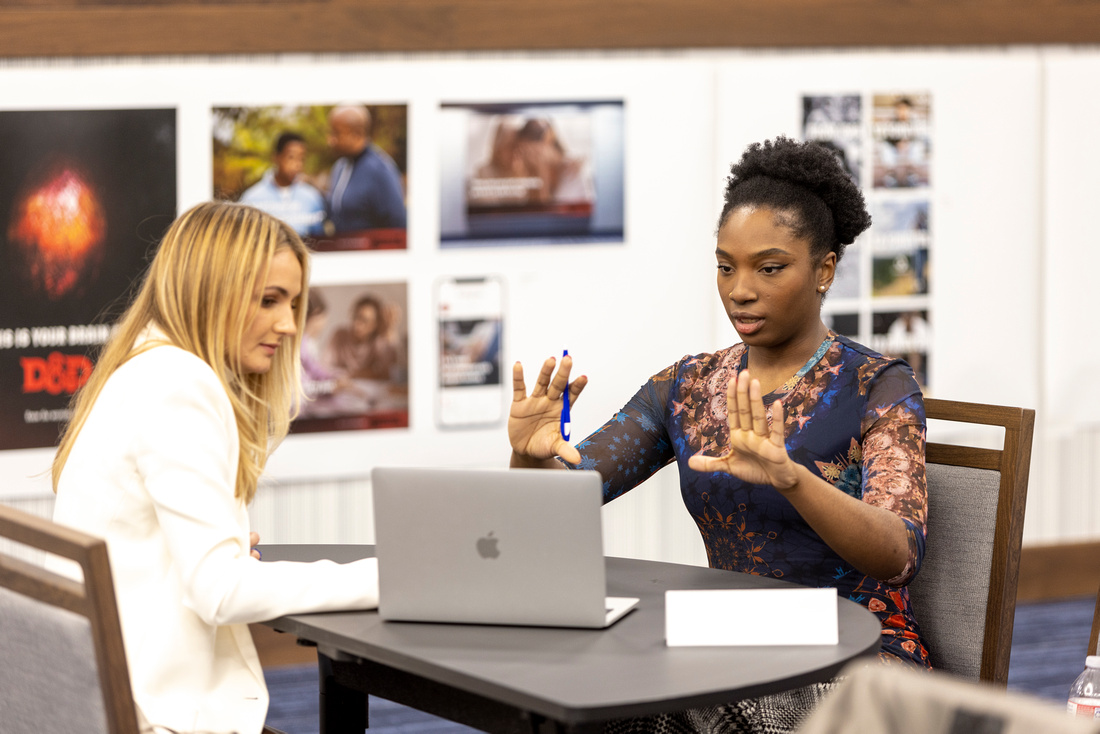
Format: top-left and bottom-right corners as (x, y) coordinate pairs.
(0, 585), (109, 734)
(906, 462), (1001, 680)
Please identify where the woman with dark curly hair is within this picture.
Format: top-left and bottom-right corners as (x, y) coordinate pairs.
(508, 137), (928, 732)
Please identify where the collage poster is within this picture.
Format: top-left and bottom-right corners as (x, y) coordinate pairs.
(804, 92), (932, 389)
(0, 108), (177, 451)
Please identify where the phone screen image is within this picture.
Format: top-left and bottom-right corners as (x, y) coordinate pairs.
(437, 277), (504, 427)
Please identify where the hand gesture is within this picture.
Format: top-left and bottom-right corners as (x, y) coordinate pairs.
(509, 355), (587, 465)
(687, 370), (799, 491)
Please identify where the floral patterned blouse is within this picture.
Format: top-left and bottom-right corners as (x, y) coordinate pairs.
(567, 333), (930, 668)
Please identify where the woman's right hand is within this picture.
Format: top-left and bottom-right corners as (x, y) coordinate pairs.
(509, 355), (587, 466)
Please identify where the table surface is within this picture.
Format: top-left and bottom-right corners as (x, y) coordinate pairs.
(260, 544), (881, 727)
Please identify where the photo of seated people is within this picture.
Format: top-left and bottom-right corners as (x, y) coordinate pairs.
(212, 103), (408, 250)
(292, 281), (409, 432)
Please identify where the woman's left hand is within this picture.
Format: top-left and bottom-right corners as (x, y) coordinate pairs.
(250, 531), (262, 560)
(687, 369), (800, 491)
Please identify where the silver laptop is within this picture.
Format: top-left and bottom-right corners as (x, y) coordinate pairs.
(371, 467), (639, 629)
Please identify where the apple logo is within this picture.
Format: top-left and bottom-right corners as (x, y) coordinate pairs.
(476, 531), (500, 559)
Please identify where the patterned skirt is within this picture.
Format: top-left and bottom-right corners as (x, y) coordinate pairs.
(603, 681), (840, 734)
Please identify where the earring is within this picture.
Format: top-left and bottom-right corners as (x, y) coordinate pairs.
(818, 285), (827, 292)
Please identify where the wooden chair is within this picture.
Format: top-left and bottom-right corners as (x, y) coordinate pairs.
(0, 502), (139, 734)
(906, 398), (1036, 686)
(1090, 585), (1100, 657)
(0, 504), (291, 734)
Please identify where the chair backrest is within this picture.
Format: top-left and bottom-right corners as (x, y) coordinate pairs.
(1090, 586), (1100, 657)
(0, 503), (139, 734)
(905, 398), (1035, 686)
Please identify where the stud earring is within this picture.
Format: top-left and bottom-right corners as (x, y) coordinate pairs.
(818, 285), (827, 292)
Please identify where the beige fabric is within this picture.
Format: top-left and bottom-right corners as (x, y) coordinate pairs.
(0, 586), (109, 734)
(906, 462), (1000, 679)
(797, 661), (1100, 734)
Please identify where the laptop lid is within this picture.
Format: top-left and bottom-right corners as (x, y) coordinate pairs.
(371, 467), (637, 629)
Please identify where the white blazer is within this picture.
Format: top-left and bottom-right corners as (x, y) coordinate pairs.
(53, 335), (379, 734)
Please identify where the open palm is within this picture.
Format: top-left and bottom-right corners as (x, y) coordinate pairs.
(509, 355), (587, 465)
(687, 369), (799, 490)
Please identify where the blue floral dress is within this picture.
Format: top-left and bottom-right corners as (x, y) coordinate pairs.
(568, 333), (930, 668)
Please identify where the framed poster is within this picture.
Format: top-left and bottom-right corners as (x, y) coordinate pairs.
(440, 100), (624, 247)
(293, 280), (409, 433)
(0, 107), (176, 451)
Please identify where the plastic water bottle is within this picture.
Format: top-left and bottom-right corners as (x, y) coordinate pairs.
(1068, 655), (1100, 718)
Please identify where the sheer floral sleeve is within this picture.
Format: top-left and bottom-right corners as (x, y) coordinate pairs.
(564, 365), (679, 503)
(861, 364), (927, 587)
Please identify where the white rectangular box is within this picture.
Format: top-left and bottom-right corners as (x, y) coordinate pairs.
(665, 587), (839, 647)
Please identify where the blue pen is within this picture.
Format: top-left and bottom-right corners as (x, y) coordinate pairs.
(560, 349), (571, 441)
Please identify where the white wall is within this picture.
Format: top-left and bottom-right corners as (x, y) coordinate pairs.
(1038, 49), (1100, 542)
(0, 47), (1095, 559)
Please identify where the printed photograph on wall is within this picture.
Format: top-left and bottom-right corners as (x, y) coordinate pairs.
(0, 108), (176, 451)
(871, 199), (929, 297)
(436, 276), (504, 428)
(802, 93), (862, 182)
(870, 309), (930, 389)
(212, 103), (408, 251)
(293, 280), (409, 433)
(439, 100), (625, 247)
(871, 93), (931, 189)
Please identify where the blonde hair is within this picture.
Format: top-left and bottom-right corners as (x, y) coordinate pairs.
(52, 201), (310, 504)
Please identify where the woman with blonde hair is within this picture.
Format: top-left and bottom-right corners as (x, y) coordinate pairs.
(51, 201), (378, 734)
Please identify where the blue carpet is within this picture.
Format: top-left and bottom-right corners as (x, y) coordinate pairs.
(265, 595), (1096, 733)
(1007, 594), (1096, 703)
(263, 665), (478, 734)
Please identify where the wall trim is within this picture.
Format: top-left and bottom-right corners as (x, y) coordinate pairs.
(1017, 541), (1100, 602)
(3, 1), (1100, 59)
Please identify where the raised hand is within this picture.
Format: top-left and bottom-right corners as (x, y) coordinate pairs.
(509, 354), (587, 465)
(687, 369), (799, 491)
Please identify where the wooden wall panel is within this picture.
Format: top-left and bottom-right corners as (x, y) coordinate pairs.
(1, 0), (1100, 58)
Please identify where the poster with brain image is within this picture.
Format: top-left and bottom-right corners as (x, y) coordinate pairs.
(0, 108), (177, 450)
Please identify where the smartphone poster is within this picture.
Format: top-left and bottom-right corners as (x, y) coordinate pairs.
(437, 277), (504, 427)
(293, 281), (409, 433)
(0, 108), (177, 451)
(439, 100), (624, 247)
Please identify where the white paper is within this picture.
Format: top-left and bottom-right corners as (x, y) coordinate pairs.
(665, 587), (839, 647)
